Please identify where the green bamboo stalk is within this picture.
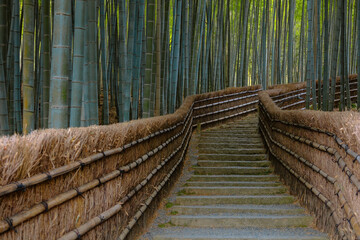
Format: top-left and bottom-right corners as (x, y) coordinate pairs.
(238, 0), (249, 87)
(13, 0), (21, 133)
(132, 0), (145, 120)
(357, 0), (360, 110)
(155, 0), (161, 116)
(143, 0), (156, 118)
(23, 0), (35, 133)
(0, 48), (9, 135)
(329, 0), (342, 110)
(40, 0), (51, 128)
(288, 0), (295, 83)
(169, 0), (182, 113)
(260, 0), (268, 89)
(341, 0), (350, 110)
(69, 0), (86, 127)
(81, 3), (89, 127)
(87, 0), (98, 125)
(0, 0), (6, 69)
(49, 0), (72, 128)
(322, 0), (330, 111)
(6, 6), (14, 133)
(100, 0), (109, 125)
(306, 0), (316, 110)
(123, 0), (136, 121)
(118, 0), (126, 121)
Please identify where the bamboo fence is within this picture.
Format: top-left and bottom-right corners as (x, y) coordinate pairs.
(259, 76), (360, 240)
(0, 85), (260, 240)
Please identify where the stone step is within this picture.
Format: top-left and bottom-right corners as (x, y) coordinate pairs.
(171, 204), (306, 215)
(184, 181), (282, 187)
(198, 154), (267, 161)
(198, 143), (264, 149)
(198, 148), (266, 154)
(175, 195), (295, 205)
(199, 135), (262, 140)
(200, 133), (261, 138)
(203, 131), (260, 135)
(199, 136), (262, 142)
(181, 186), (287, 196)
(170, 213), (314, 228)
(218, 124), (258, 128)
(197, 160), (270, 168)
(207, 125), (259, 133)
(151, 227), (329, 240)
(189, 175), (280, 182)
(194, 166), (272, 175)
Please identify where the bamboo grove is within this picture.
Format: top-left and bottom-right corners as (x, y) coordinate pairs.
(0, 0), (360, 136)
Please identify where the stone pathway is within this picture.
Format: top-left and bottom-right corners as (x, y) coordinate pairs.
(142, 114), (329, 240)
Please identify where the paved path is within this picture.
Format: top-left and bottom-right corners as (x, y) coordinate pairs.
(143, 114), (329, 240)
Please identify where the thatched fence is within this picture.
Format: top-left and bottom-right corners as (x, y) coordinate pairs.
(1, 75), (358, 240)
(259, 75), (360, 240)
(0, 85), (260, 240)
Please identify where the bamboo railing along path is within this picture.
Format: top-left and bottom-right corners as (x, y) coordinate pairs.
(0, 77), (359, 239)
(259, 77), (360, 240)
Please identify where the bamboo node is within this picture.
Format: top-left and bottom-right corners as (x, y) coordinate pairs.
(98, 215), (105, 223)
(40, 201), (49, 212)
(78, 160), (85, 169)
(96, 178), (103, 186)
(44, 171), (52, 180)
(353, 155), (360, 164)
(15, 182), (26, 192)
(74, 229), (81, 239)
(4, 217), (17, 233)
(74, 188), (84, 199)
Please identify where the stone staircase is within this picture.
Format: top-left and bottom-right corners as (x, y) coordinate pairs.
(146, 115), (329, 240)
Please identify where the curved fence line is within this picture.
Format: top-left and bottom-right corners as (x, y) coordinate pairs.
(258, 79), (360, 240)
(259, 104), (360, 237)
(0, 86), (260, 240)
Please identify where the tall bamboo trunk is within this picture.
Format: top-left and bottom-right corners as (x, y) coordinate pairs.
(357, 0), (360, 110)
(288, 0), (295, 84)
(0, 48), (9, 135)
(118, 0), (127, 121)
(87, 0), (98, 125)
(13, 0), (21, 133)
(169, 0), (182, 113)
(155, 0), (161, 116)
(132, 0), (145, 120)
(69, 0), (86, 127)
(329, 0), (342, 110)
(322, 0), (329, 111)
(143, 0), (156, 118)
(100, 0), (109, 124)
(23, 0), (35, 133)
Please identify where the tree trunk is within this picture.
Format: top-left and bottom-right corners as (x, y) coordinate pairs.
(70, 0), (85, 127)
(23, 0), (35, 133)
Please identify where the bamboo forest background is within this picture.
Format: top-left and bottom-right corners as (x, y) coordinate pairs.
(0, 0), (360, 136)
